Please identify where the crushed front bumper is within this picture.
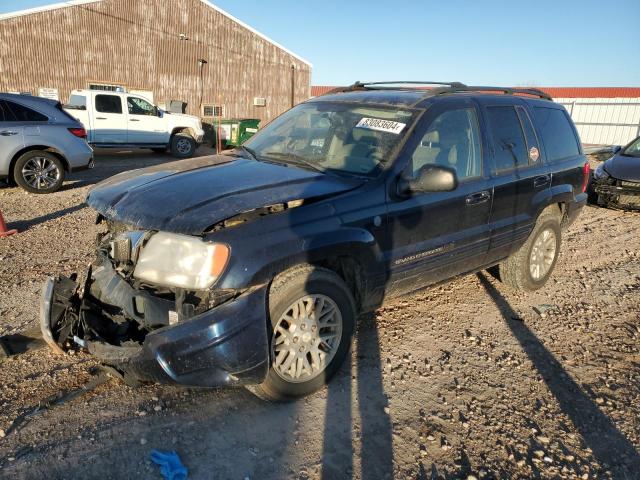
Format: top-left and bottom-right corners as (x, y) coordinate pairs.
(40, 262), (270, 388)
(594, 181), (640, 210)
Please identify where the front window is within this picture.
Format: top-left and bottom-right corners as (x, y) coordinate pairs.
(128, 97), (156, 116)
(622, 137), (640, 157)
(243, 102), (418, 177)
(409, 107), (483, 179)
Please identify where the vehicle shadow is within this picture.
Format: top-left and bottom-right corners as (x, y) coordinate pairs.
(476, 272), (640, 477)
(321, 311), (394, 479)
(10, 203), (86, 231)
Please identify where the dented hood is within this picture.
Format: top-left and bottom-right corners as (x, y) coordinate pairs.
(604, 154), (640, 182)
(87, 155), (362, 235)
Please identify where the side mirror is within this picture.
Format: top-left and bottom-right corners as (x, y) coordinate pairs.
(612, 145), (622, 154)
(397, 165), (458, 197)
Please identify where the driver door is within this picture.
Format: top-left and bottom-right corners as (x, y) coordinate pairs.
(384, 98), (493, 297)
(126, 96), (166, 144)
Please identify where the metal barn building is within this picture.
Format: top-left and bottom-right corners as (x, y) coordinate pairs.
(0, 0), (311, 123)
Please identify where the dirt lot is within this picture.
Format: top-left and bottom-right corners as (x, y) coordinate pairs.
(0, 149), (639, 479)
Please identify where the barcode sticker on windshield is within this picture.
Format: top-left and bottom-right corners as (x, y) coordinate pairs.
(355, 117), (406, 134)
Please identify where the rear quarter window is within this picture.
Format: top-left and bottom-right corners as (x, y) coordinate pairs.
(533, 107), (580, 162)
(4, 100), (48, 122)
(67, 94), (87, 110)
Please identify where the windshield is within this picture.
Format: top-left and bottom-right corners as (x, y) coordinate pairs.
(622, 137), (640, 157)
(243, 102), (418, 177)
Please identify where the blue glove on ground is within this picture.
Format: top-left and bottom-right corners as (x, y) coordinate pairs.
(150, 449), (188, 480)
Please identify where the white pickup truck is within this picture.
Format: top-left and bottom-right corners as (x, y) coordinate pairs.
(64, 90), (205, 158)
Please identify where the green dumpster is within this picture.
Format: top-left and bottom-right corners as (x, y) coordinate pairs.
(212, 118), (260, 148)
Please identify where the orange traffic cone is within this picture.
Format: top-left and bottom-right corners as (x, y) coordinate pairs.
(0, 208), (17, 237)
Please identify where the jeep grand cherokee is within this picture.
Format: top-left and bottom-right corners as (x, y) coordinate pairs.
(41, 81), (588, 401)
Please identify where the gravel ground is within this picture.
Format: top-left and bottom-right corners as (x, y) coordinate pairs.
(0, 151), (639, 479)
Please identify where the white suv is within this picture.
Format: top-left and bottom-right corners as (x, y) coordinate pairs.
(65, 90), (204, 158)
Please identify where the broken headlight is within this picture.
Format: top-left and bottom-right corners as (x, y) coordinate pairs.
(593, 163), (610, 180)
(133, 232), (229, 290)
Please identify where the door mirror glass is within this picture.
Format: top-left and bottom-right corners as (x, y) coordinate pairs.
(398, 165), (458, 196)
(156, 107), (163, 118)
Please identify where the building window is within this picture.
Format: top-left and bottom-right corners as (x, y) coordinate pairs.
(202, 104), (224, 118)
(89, 83), (124, 92)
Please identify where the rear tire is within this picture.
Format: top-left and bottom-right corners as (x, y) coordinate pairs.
(14, 151), (65, 194)
(498, 207), (562, 291)
(250, 265), (356, 402)
(170, 133), (196, 158)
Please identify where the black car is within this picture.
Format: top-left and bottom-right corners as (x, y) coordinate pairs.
(590, 136), (640, 210)
(41, 82), (588, 401)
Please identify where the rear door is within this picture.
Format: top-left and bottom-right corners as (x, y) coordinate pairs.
(92, 94), (126, 143)
(480, 98), (551, 263)
(0, 100), (25, 172)
(385, 97), (492, 296)
(126, 96), (166, 144)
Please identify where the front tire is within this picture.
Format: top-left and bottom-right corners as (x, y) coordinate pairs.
(170, 133), (196, 158)
(498, 207), (562, 291)
(251, 265), (356, 401)
(14, 151), (65, 194)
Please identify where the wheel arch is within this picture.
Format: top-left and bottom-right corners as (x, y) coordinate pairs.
(8, 146), (69, 183)
(170, 127), (195, 139)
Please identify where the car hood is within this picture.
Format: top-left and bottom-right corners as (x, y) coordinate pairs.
(87, 155), (363, 235)
(166, 112), (200, 124)
(604, 154), (640, 182)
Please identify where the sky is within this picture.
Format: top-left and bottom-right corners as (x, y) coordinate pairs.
(1, 0), (639, 87)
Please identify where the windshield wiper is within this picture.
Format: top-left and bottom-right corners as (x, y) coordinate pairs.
(240, 145), (258, 160)
(263, 152), (327, 174)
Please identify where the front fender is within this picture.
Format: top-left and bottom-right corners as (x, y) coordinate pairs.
(219, 224), (382, 290)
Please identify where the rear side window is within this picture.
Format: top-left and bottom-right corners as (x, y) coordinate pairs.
(4, 100), (48, 122)
(67, 94), (87, 110)
(95, 94), (122, 114)
(0, 101), (6, 122)
(486, 106), (528, 172)
(533, 107), (580, 162)
(515, 106), (541, 163)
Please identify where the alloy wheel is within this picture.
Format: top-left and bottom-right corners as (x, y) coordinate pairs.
(21, 156), (61, 190)
(176, 138), (192, 155)
(272, 294), (343, 383)
(529, 228), (557, 280)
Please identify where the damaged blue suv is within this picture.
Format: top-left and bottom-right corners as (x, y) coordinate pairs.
(41, 82), (589, 400)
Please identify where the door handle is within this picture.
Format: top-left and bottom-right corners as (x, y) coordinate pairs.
(130, 119), (140, 122)
(533, 174), (551, 188)
(465, 190), (491, 205)
(0, 130), (18, 136)
(96, 117), (107, 120)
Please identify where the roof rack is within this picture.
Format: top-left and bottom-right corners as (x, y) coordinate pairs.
(431, 85), (553, 101)
(324, 81), (552, 101)
(351, 81), (468, 89)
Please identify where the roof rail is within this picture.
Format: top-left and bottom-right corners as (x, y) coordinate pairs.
(432, 85), (553, 101)
(351, 81), (468, 89)
(320, 82), (553, 101)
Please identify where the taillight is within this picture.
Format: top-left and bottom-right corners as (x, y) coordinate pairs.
(68, 127), (87, 139)
(581, 162), (590, 193)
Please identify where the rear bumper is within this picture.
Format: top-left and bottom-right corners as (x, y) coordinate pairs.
(40, 261), (270, 388)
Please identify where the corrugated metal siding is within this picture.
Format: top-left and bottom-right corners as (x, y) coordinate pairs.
(555, 98), (640, 145)
(0, 0), (311, 122)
